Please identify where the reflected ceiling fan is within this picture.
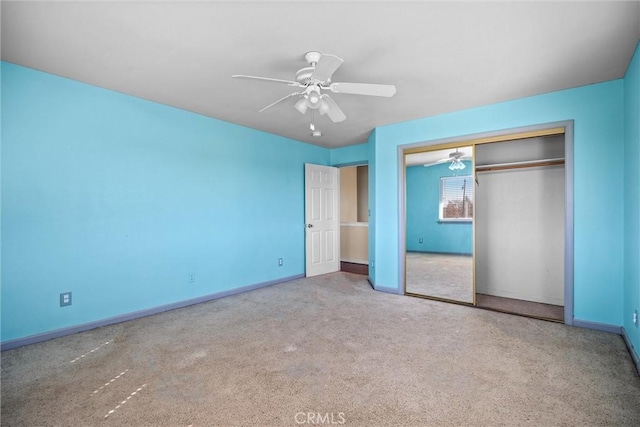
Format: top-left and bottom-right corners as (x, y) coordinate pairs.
(233, 51), (396, 135)
(424, 148), (472, 171)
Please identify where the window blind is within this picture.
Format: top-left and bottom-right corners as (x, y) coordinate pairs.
(440, 175), (474, 220)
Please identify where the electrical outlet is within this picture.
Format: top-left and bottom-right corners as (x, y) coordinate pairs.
(371, 260), (374, 268)
(278, 258), (283, 266)
(634, 309), (638, 327)
(419, 238), (424, 244)
(188, 273), (195, 283)
(60, 292), (72, 307)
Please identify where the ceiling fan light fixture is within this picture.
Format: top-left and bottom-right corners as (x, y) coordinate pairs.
(294, 97), (308, 114)
(449, 159), (466, 171)
(307, 90), (321, 109)
(318, 98), (330, 115)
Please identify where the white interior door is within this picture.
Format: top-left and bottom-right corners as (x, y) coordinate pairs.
(305, 164), (340, 277)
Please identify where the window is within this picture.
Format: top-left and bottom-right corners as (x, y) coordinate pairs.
(440, 175), (473, 221)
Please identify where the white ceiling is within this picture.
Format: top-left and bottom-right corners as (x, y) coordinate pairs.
(2, 1), (639, 148)
(406, 147), (472, 167)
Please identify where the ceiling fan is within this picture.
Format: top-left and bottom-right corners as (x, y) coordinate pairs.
(424, 148), (472, 171)
(232, 51), (396, 133)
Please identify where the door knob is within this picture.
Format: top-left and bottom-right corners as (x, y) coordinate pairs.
(307, 224), (313, 228)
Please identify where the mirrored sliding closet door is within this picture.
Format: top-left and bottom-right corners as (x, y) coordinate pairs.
(404, 146), (474, 304)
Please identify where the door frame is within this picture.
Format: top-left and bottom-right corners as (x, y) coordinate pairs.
(397, 121), (575, 325)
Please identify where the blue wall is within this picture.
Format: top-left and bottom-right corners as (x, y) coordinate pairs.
(4, 42), (640, 345)
(406, 162), (472, 254)
(371, 79), (624, 326)
(330, 143), (368, 166)
(623, 42), (640, 356)
(1, 62), (329, 343)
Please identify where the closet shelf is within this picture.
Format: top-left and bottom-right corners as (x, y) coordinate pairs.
(475, 158), (565, 172)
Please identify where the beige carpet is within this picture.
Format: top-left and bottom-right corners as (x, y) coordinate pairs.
(2, 272), (639, 426)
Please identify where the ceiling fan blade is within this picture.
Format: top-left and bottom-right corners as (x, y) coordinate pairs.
(311, 54), (344, 82)
(330, 82), (396, 97)
(233, 75), (300, 86)
(259, 92), (302, 112)
(320, 95), (346, 123)
(429, 157), (470, 166)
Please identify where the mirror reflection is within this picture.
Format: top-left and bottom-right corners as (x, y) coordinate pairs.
(405, 146), (474, 303)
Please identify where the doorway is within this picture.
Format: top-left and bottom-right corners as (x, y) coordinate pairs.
(340, 165), (369, 275)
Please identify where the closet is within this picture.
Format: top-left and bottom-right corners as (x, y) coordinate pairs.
(474, 135), (565, 321)
(401, 128), (569, 323)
